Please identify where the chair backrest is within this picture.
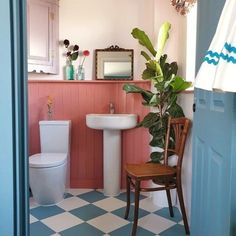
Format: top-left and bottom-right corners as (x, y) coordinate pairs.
(163, 117), (191, 174)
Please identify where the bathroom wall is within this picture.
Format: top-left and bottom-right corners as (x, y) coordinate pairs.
(28, 80), (151, 188)
(154, 0), (187, 78)
(28, 0), (155, 80)
(28, 0), (195, 218)
(179, 92), (194, 220)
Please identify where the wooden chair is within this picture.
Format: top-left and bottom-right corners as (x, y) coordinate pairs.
(124, 117), (191, 236)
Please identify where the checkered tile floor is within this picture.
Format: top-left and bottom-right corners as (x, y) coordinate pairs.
(30, 189), (186, 236)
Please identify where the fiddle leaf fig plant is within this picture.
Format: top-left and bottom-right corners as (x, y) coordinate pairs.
(123, 22), (192, 163)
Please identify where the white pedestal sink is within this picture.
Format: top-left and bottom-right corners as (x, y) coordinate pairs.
(86, 114), (137, 196)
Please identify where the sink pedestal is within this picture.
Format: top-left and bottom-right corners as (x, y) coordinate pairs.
(86, 113), (137, 197)
(103, 130), (121, 196)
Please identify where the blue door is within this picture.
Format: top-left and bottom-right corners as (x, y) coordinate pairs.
(0, 1), (29, 236)
(191, 0), (236, 235)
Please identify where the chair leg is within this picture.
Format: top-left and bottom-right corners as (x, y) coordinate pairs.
(131, 179), (140, 236)
(125, 175), (131, 219)
(166, 189), (174, 217)
(176, 181), (190, 235)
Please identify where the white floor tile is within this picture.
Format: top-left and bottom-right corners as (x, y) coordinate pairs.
(93, 197), (126, 212)
(137, 197), (161, 212)
(57, 196), (89, 211)
(141, 191), (151, 197)
(67, 188), (93, 196)
(30, 214), (38, 224)
(96, 189), (104, 193)
(138, 213), (175, 234)
(179, 220), (184, 225)
(41, 212), (83, 232)
(87, 213), (129, 233)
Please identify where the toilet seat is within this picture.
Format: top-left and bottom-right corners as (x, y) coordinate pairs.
(29, 153), (67, 168)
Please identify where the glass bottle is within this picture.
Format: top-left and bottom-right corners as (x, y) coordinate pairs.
(77, 65), (85, 80)
(66, 60), (74, 80)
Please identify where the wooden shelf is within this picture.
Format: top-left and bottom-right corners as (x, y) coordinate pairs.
(28, 80), (150, 84)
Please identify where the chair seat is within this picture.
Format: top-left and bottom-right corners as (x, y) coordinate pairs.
(125, 163), (176, 180)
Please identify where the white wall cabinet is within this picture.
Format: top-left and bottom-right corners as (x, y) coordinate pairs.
(27, 0), (59, 74)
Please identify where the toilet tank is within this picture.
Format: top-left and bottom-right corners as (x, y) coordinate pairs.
(39, 120), (71, 153)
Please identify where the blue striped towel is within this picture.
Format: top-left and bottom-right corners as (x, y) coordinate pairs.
(195, 0), (236, 92)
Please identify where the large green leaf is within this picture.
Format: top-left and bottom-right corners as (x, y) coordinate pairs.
(167, 102), (185, 117)
(131, 28), (157, 57)
(166, 93), (177, 109)
(150, 134), (165, 147)
(149, 94), (159, 106)
(71, 52), (78, 61)
(122, 84), (153, 104)
(138, 112), (158, 128)
(146, 60), (157, 71)
(170, 76), (192, 92)
(154, 79), (166, 92)
(163, 62), (178, 80)
(156, 22), (171, 60)
(141, 51), (151, 61)
(142, 68), (156, 80)
(150, 152), (163, 163)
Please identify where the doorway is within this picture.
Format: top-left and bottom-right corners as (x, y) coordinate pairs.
(0, 0), (29, 236)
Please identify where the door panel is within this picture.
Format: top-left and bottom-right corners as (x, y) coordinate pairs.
(192, 88), (233, 235)
(192, 0), (230, 234)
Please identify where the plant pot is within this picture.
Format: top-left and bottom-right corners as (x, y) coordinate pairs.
(151, 154), (178, 207)
(151, 183), (177, 207)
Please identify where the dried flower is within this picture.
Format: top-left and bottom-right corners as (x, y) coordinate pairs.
(80, 50), (90, 67)
(63, 39), (70, 48)
(73, 45), (79, 51)
(47, 96), (53, 119)
(83, 50), (90, 57)
(63, 39), (79, 62)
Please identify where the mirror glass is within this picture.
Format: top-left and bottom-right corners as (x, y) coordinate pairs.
(95, 46), (133, 80)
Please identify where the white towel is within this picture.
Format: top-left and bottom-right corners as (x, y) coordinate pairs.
(195, 0), (236, 92)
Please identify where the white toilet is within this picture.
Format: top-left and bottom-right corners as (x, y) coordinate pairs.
(29, 120), (71, 206)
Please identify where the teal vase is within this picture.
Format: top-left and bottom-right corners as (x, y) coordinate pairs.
(66, 61), (74, 80)
(77, 65), (85, 80)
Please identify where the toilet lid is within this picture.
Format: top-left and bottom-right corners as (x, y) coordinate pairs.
(29, 153), (67, 168)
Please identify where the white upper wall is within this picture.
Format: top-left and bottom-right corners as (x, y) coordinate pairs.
(29, 0), (155, 80)
(154, 0), (187, 79)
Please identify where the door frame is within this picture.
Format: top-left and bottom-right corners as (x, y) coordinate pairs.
(0, 0), (29, 236)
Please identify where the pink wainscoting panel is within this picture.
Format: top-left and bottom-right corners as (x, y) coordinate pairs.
(28, 80), (151, 188)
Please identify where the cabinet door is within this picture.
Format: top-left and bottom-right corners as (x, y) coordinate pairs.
(27, 0), (59, 74)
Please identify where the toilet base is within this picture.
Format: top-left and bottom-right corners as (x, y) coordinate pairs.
(30, 162), (67, 206)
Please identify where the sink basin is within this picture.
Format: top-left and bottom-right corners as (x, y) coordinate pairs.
(86, 113), (138, 196)
(86, 114), (137, 130)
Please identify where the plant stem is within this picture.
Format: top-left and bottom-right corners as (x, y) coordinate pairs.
(80, 56), (86, 68)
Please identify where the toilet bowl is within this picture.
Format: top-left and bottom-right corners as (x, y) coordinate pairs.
(29, 120), (71, 206)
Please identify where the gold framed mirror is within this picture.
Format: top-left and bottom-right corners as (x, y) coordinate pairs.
(95, 45), (133, 80)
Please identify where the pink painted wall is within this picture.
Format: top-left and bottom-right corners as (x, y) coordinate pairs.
(28, 80), (151, 188)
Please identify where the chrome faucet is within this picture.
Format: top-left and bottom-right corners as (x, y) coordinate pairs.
(109, 102), (115, 114)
